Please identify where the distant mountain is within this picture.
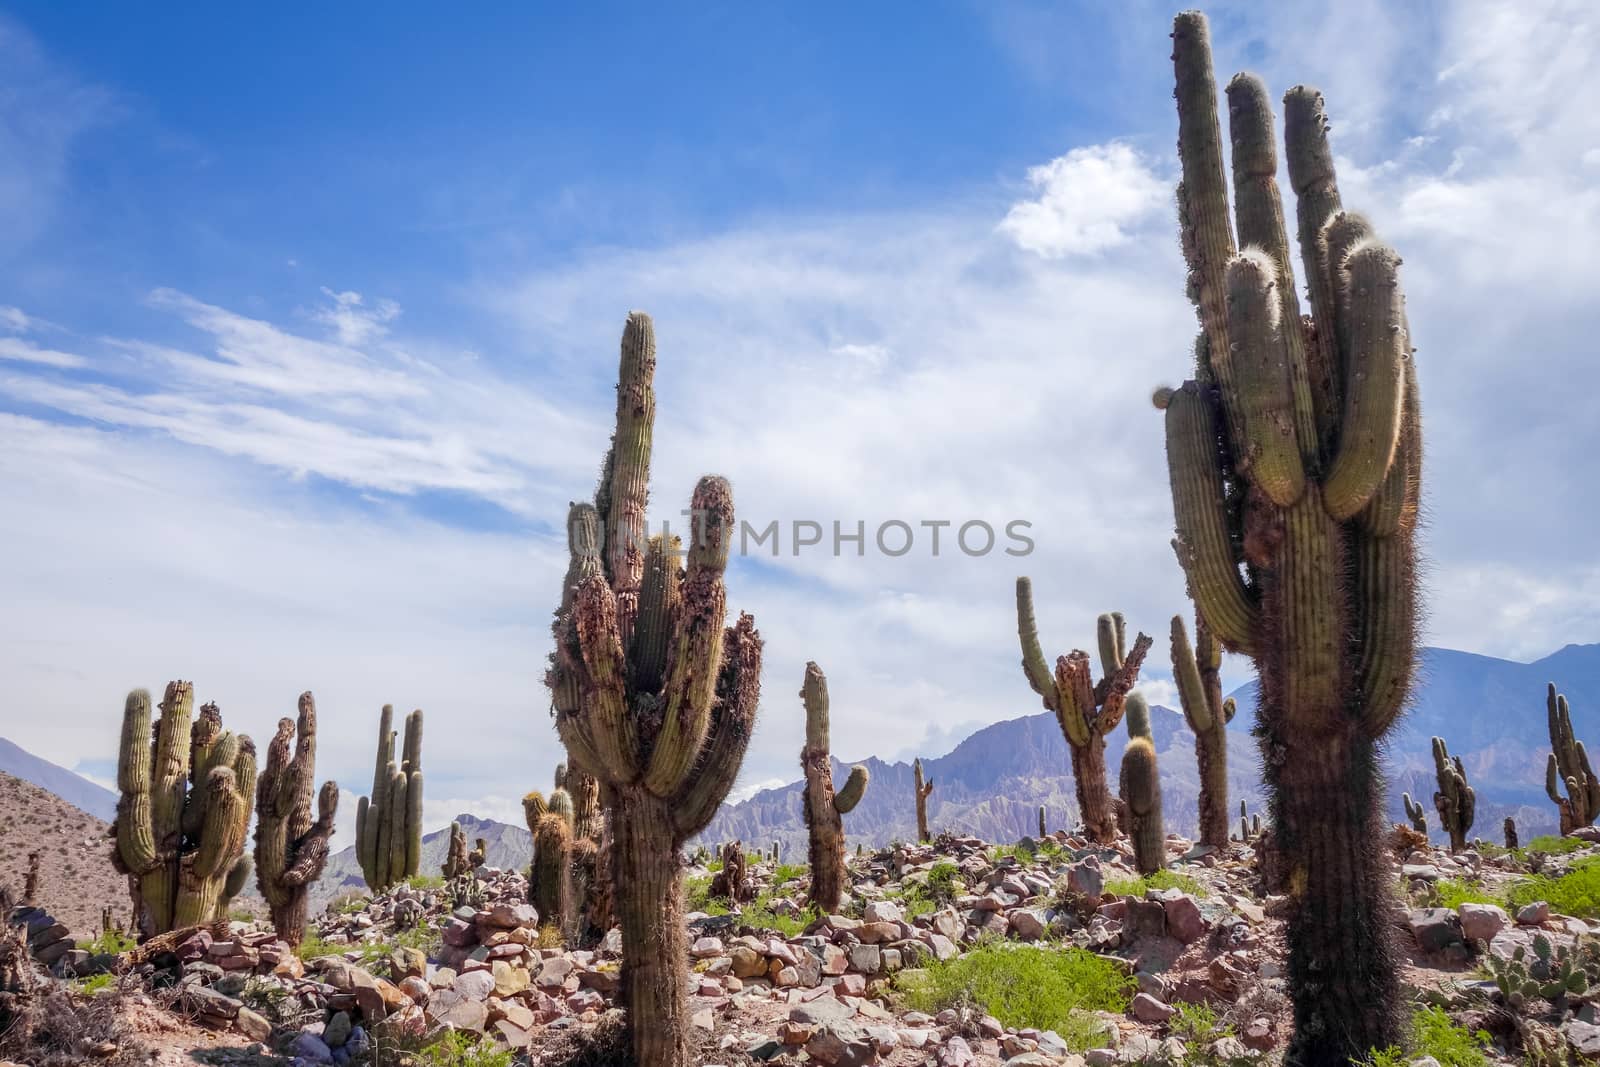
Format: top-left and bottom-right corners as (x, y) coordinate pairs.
(0, 770), (127, 937)
(699, 643), (1600, 856)
(0, 737), (117, 822)
(309, 812), (532, 913)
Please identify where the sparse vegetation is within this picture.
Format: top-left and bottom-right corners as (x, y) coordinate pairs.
(413, 1030), (516, 1067)
(76, 929), (135, 956)
(70, 973), (115, 995)
(1508, 861), (1600, 919)
(1365, 1006), (1491, 1067)
(1432, 878), (1502, 910)
(1105, 868), (1206, 899)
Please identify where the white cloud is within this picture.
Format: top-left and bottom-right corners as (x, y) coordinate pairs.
(312, 288), (402, 347)
(0, 306), (30, 332)
(997, 144), (1167, 258)
(0, 337), (83, 368)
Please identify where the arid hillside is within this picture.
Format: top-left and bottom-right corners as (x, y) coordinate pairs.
(0, 770), (127, 938)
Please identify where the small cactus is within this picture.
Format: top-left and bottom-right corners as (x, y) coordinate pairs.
(1038, 805), (1047, 839)
(355, 706), (424, 891)
(1016, 586), (1151, 844)
(1546, 683), (1600, 835)
(1431, 737), (1475, 852)
(1171, 614), (1234, 847)
(1401, 792), (1428, 835)
(913, 759), (935, 843)
(253, 693), (338, 946)
(799, 662), (869, 911)
(1121, 737), (1165, 874)
(1504, 816), (1519, 851)
(442, 821), (470, 880)
(709, 841), (750, 903)
(111, 684), (254, 937)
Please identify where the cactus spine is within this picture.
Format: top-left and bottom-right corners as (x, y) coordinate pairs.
(1545, 683), (1600, 835)
(1121, 737), (1164, 874)
(1431, 737), (1475, 852)
(111, 684), (254, 937)
(253, 692), (338, 946)
(1016, 586), (1152, 843)
(355, 706), (423, 891)
(1160, 13), (1421, 1061)
(799, 662), (868, 912)
(1401, 793), (1428, 835)
(912, 758), (935, 843)
(546, 313), (763, 1067)
(1171, 614), (1235, 846)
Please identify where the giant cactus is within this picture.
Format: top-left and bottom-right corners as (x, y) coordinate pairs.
(1545, 683), (1600, 835)
(799, 662), (869, 911)
(1157, 13), (1422, 1062)
(355, 706), (424, 892)
(1016, 584), (1152, 844)
(111, 683), (254, 937)
(1171, 614), (1234, 847)
(1431, 737), (1475, 852)
(1121, 737), (1165, 874)
(912, 758), (935, 843)
(546, 312), (763, 1067)
(254, 692), (338, 946)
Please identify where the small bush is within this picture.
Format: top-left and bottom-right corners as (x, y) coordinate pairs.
(414, 1030), (515, 1067)
(1433, 879), (1503, 910)
(1508, 863), (1600, 918)
(295, 931), (346, 962)
(1366, 1006), (1491, 1067)
(72, 973), (115, 995)
(772, 862), (807, 885)
(926, 861), (961, 905)
(736, 895), (815, 937)
(407, 873), (446, 891)
(1104, 869), (1205, 898)
(898, 943), (1133, 1050)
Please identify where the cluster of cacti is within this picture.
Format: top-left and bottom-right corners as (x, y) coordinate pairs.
(912, 758), (935, 843)
(1016, 588), (1152, 844)
(1171, 615), (1235, 847)
(799, 662), (869, 911)
(1504, 816), (1519, 851)
(525, 783), (573, 926)
(1545, 683), (1600, 835)
(1158, 12), (1422, 1061)
(355, 705), (423, 892)
(555, 762), (603, 845)
(111, 684), (255, 937)
(1401, 792), (1428, 835)
(709, 841), (751, 904)
(545, 312), (763, 1067)
(1431, 737), (1475, 852)
(1234, 799), (1263, 842)
(1483, 933), (1589, 1012)
(1120, 737), (1165, 874)
(442, 821), (471, 880)
(253, 692), (338, 946)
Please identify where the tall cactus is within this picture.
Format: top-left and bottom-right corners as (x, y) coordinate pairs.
(1158, 12), (1422, 1062)
(1171, 614), (1235, 847)
(1545, 683), (1600, 835)
(546, 312), (763, 1067)
(1401, 792), (1428, 835)
(1431, 737), (1475, 852)
(111, 683), (254, 937)
(1504, 817), (1519, 851)
(1038, 806), (1047, 839)
(1121, 738), (1165, 874)
(254, 692), (339, 946)
(799, 662), (869, 911)
(529, 786), (573, 927)
(1016, 584), (1152, 843)
(355, 706), (424, 892)
(912, 758), (935, 843)
(442, 821), (470, 880)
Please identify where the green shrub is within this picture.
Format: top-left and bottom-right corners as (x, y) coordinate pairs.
(295, 931), (346, 962)
(406, 873), (446, 891)
(1433, 879), (1503, 910)
(926, 861), (961, 905)
(684, 875), (729, 915)
(1366, 1005), (1491, 1067)
(76, 929), (135, 956)
(72, 972), (115, 994)
(772, 862), (807, 885)
(1508, 862), (1600, 919)
(736, 894), (815, 937)
(898, 943), (1133, 1051)
(1104, 869), (1205, 899)
(415, 1030), (515, 1067)
(1520, 835), (1588, 859)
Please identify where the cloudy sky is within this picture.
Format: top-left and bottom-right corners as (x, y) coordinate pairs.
(2, 1), (1596, 843)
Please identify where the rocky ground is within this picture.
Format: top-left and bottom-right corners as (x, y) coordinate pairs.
(7, 822), (1600, 1066)
(0, 771), (130, 936)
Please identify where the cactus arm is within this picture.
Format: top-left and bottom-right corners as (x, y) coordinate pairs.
(834, 766), (869, 814)
(1322, 243), (1407, 520)
(115, 689), (159, 874)
(598, 312), (656, 618)
(1163, 387), (1260, 654)
(671, 614), (763, 837)
(285, 693), (318, 840)
(1015, 577), (1063, 714)
(1284, 85), (1344, 450)
(645, 477), (734, 797)
(282, 780), (339, 888)
(192, 769), (246, 880)
(572, 576), (642, 782)
(1171, 615), (1213, 732)
(1355, 532), (1419, 739)
(1052, 653), (1096, 748)
(1224, 250), (1306, 507)
(1088, 631), (1153, 736)
(1547, 753), (1566, 805)
(354, 795), (370, 884)
(1124, 692), (1152, 740)
(386, 767), (408, 882)
(630, 535), (682, 695)
(1096, 613), (1123, 677)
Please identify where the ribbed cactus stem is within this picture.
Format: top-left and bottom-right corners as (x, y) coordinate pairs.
(532, 809), (572, 928)
(799, 662), (868, 911)
(1015, 581), (1153, 844)
(1171, 614), (1234, 847)
(253, 692), (337, 946)
(1401, 792), (1428, 835)
(1431, 737), (1475, 852)
(112, 682), (255, 936)
(1122, 738), (1165, 875)
(357, 705), (423, 891)
(913, 758), (935, 844)
(546, 313), (764, 1067)
(1545, 683), (1600, 835)
(1163, 14), (1420, 1061)
(1125, 692), (1151, 740)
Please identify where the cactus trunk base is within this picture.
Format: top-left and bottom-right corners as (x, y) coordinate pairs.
(1269, 725), (1401, 1066)
(1071, 736), (1115, 844)
(614, 788), (688, 1067)
(1194, 728), (1229, 848)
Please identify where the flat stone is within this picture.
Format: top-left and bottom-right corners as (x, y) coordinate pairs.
(1518, 901), (1552, 925)
(1008, 908), (1047, 941)
(1131, 992), (1176, 1023)
(806, 1021), (877, 1066)
(1408, 908), (1464, 953)
(1458, 903), (1508, 943)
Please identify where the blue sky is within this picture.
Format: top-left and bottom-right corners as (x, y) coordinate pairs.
(3, 1), (1597, 840)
